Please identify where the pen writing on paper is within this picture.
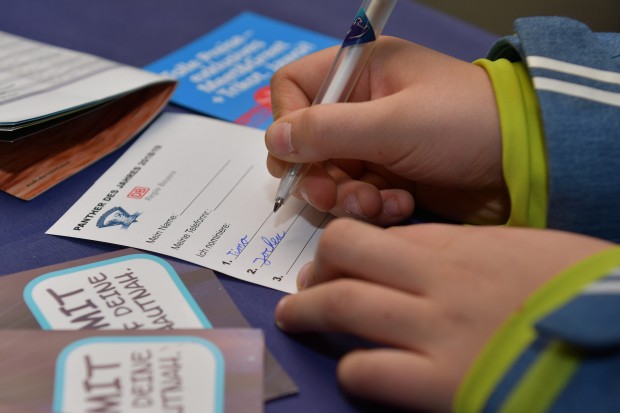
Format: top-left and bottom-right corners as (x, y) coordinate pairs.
(252, 231), (286, 267)
(248, 205), (311, 269)
(223, 210), (285, 271)
(49, 112), (328, 295)
(273, 0), (398, 211)
(224, 204), (314, 276)
(226, 235), (250, 258)
(224, 210), (272, 263)
(225, 204), (327, 283)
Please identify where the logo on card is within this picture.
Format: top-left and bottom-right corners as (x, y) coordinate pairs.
(96, 206), (140, 229)
(343, 8), (376, 48)
(128, 186), (150, 199)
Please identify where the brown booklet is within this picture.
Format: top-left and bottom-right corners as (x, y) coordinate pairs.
(0, 31), (176, 200)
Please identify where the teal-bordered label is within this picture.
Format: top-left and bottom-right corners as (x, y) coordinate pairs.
(342, 8), (376, 47)
(23, 254), (211, 330)
(53, 336), (225, 412)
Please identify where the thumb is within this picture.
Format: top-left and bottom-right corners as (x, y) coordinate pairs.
(265, 94), (413, 167)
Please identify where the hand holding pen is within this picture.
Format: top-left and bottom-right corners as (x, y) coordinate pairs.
(272, 0), (398, 212)
(265, 2), (506, 226)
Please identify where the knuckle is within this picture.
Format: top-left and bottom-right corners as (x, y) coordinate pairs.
(319, 280), (360, 328)
(338, 352), (374, 391)
(320, 218), (356, 249)
(270, 65), (292, 88)
(298, 107), (328, 147)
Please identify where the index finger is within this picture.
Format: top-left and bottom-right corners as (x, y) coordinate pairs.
(270, 45), (339, 120)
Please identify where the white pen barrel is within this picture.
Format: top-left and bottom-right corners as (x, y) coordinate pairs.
(273, 0), (398, 209)
(313, 0), (398, 105)
(275, 162), (310, 201)
(365, 0), (398, 35)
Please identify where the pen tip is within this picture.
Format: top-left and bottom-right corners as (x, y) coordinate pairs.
(273, 198), (283, 213)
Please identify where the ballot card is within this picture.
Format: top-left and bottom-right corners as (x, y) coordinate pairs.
(48, 113), (331, 294)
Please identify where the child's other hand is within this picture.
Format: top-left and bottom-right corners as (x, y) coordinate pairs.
(274, 219), (613, 412)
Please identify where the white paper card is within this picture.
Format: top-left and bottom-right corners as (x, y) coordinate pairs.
(48, 113), (329, 293)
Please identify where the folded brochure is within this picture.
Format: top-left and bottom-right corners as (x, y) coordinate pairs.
(0, 31), (176, 200)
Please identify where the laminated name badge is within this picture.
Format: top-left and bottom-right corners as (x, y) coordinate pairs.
(0, 249), (296, 401)
(0, 329), (263, 413)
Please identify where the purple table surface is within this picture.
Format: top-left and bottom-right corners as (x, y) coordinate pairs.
(0, 1), (496, 412)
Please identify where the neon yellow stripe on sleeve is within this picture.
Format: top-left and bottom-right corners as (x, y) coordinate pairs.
(454, 246), (620, 413)
(474, 59), (548, 228)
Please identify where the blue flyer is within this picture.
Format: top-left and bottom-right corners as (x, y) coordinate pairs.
(145, 12), (338, 130)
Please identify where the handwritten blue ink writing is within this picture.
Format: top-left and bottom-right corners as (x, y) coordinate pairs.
(253, 231), (286, 266)
(227, 235), (249, 258)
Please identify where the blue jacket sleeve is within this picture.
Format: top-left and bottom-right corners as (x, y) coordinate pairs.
(455, 247), (620, 413)
(486, 17), (620, 243)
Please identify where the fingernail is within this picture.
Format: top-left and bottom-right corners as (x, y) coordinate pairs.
(267, 122), (293, 156)
(274, 295), (289, 329)
(383, 197), (402, 217)
(344, 194), (366, 218)
(296, 261), (313, 290)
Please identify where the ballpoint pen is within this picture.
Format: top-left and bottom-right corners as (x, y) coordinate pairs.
(273, 0), (398, 212)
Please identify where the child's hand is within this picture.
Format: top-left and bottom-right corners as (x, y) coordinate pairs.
(274, 220), (613, 411)
(265, 37), (505, 225)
